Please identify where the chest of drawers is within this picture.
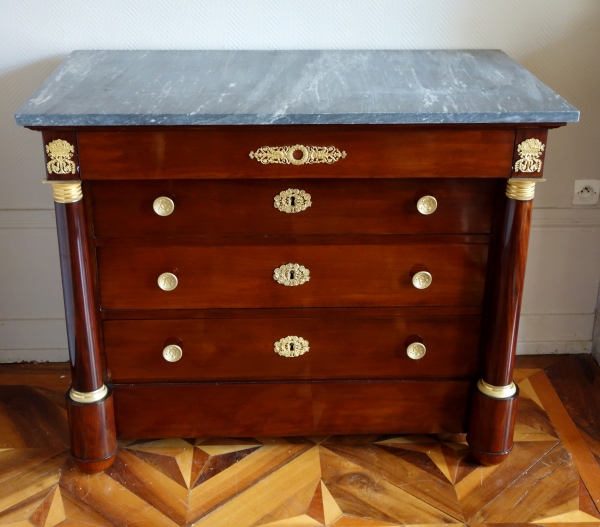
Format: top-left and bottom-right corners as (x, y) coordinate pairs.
(16, 50), (578, 472)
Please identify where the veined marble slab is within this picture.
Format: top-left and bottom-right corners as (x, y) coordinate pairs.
(15, 50), (579, 127)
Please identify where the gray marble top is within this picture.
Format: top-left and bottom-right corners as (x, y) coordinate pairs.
(15, 50), (579, 127)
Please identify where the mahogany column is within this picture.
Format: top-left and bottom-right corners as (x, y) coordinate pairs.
(467, 175), (539, 465)
(44, 134), (116, 473)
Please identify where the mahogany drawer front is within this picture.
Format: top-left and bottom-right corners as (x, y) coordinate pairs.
(91, 178), (497, 238)
(97, 241), (488, 310)
(113, 380), (471, 438)
(103, 315), (481, 382)
(77, 126), (515, 180)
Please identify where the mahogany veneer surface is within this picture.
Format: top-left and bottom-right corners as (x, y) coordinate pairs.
(111, 380), (472, 438)
(96, 241), (489, 309)
(103, 315), (482, 382)
(77, 126), (516, 180)
(91, 178), (497, 237)
(87, 124), (497, 454)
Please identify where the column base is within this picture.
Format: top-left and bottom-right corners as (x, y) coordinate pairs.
(467, 382), (519, 466)
(73, 451), (118, 473)
(469, 445), (512, 466)
(66, 387), (117, 473)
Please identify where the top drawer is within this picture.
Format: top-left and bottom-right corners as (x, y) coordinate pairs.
(90, 178), (497, 238)
(77, 126), (515, 180)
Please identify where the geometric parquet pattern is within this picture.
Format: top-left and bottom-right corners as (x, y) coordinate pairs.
(1, 365), (600, 526)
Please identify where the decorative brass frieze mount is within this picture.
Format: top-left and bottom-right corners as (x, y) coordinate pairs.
(249, 144), (346, 165)
(514, 138), (545, 173)
(46, 139), (77, 175)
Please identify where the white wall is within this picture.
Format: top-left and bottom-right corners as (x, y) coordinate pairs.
(1, 0), (599, 361)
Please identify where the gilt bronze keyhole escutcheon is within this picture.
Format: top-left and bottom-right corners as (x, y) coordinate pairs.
(274, 189), (312, 213)
(273, 263), (310, 286)
(274, 336), (310, 357)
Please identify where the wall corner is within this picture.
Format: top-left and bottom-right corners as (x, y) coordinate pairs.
(593, 288), (600, 366)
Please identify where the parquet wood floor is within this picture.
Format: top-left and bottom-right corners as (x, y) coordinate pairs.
(0, 356), (599, 527)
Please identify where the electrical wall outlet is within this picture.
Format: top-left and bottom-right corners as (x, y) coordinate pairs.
(572, 180), (600, 205)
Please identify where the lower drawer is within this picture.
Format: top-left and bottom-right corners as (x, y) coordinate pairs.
(97, 241), (488, 309)
(103, 315), (481, 382)
(112, 380), (472, 438)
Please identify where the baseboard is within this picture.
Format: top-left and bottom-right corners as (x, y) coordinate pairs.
(518, 313), (595, 342)
(516, 341), (591, 355)
(0, 349), (69, 362)
(531, 208), (600, 229)
(592, 310), (600, 365)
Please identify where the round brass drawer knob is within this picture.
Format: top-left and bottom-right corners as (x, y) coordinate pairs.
(153, 197), (175, 216)
(158, 272), (178, 291)
(406, 342), (426, 360)
(417, 196), (437, 215)
(163, 344), (183, 362)
(412, 271), (432, 289)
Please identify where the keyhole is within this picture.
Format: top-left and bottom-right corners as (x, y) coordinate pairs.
(289, 270), (295, 280)
(290, 196), (296, 206)
(289, 343), (294, 351)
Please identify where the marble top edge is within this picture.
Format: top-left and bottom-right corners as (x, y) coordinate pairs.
(15, 49), (580, 127)
(15, 111), (579, 127)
